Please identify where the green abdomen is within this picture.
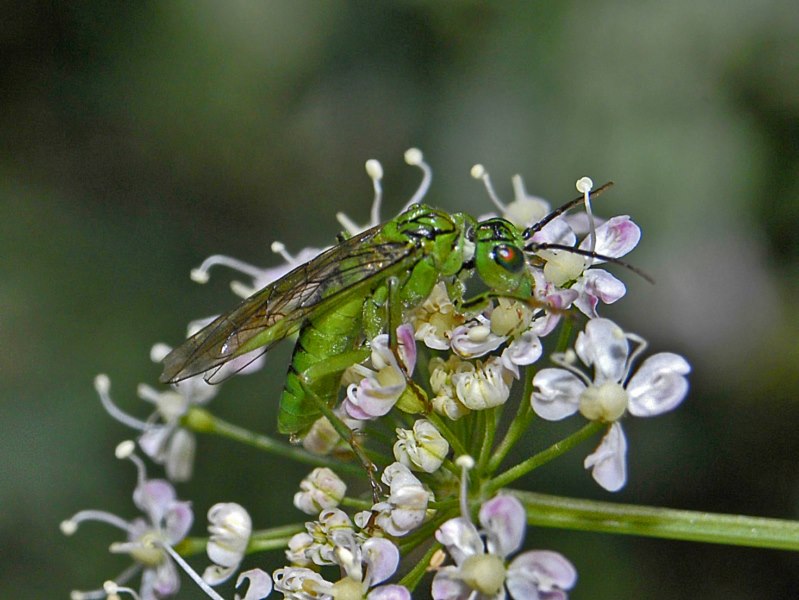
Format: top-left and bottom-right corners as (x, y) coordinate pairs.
(278, 295), (364, 435)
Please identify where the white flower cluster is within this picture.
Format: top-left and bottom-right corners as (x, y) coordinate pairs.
(64, 150), (690, 600)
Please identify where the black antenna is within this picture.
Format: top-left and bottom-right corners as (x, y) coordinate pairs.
(522, 181), (615, 239)
(526, 241), (654, 284)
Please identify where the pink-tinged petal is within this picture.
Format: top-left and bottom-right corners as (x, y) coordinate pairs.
(581, 215), (640, 259)
(575, 319), (628, 383)
(235, 568), (273, 600)
(133, 479), (176, 523)
(368, 584), (411, 600)
(531, 369), (584, 421)
(164, 500), (193, 543)
(506, 550), (577, 600)
(138, 426), (172, 461)
(435, 518), (483, 566)
(584, 423), (627, 492)
(479, 495), (526, 557)
(153, 557), (181, 596)
(431, 567), (473, 600)
(572, 270), (626, 318)
(396, 324), (418, 374)
(451, 322), (506, 359)
(344, 377), (405, 420)
(502, 331), (543, 370)
(626, 353), (690, 417)
(363, 537), (400, 585)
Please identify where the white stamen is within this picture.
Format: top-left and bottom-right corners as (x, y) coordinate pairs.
(150, 343), (172, 363)
(190, 255), (265, 285)
(161, 542), (227, 600)
(456, 455), (475, 520)
(402, 148), (432, 210)
(365, 159), (384, 226)
(471, 164), (505, 211)
(576, 176), (597, 258)
(511, 174), (528, 203)
(115, 440), (136, 459)
(551, 351), (593, 387)
(270, 241), (293, 264)
(336, 211), (361, 234)
(94, 378), (148, 431)
(230, 280), (255, 298)
(103, 581), (142, 600)
(622, 332), (649, 383)
(136, 383), (160, 404)
(61, 510), (132, 534)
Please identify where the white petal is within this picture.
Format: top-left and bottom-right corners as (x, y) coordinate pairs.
(368, 584), (411, 600)
(479, 495), (526, 557)
(531, 369), (584, 421)
(575, 319), (628, 383)
(431, 566), (472, 600)
(572, 270), (626, 318)
(627, 353), (690, 417)
(363, 537), (400, 585)
(165, 428), (195, 482)
(582, 215), (641, 259)
(506, 550), (577, 599)
(234, 568), (273, 600)
(435, 517), (483, 565)
(584, 423), (627, 492)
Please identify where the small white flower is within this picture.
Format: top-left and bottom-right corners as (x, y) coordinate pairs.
(433, 495), (576, 600)
(429, 355), (472, 420)
(274, 535), (409, 600)
(61, 445), (193, 600)
(531, 318), (690, 491)
(294, 468), (347, 515)
(202, 503), (252, 586)
(344, 325), (417, 420)
(287, 508), (360, 567)
(394, 419), (449, 473)
(409, 282), (466, 350)
(359, 463), (432, 537)
(452, 356), (513, 410)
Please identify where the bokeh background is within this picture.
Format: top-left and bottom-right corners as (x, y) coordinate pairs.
(3, 1), (798, 598)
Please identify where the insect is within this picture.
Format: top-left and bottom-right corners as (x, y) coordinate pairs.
(159, 183), (623, 437)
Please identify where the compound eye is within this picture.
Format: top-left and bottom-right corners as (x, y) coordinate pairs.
(492, 244), (524, 273)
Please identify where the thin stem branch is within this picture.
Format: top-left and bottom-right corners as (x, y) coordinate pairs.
(510, 490), (799, 552)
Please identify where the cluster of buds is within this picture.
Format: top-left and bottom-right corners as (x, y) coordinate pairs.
(63, 149), (689, 599)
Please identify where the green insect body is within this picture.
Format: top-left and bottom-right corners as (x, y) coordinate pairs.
(279, 295), (365, 434)
(160, 203), (535, 436)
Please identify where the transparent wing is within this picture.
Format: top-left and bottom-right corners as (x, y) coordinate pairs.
(160, 226), (419, 383)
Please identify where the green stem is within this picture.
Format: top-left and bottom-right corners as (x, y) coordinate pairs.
(510, 490), (799, 551)
(398, 541), (440, 591)
(248, 524), (305, 553)
(427, 411), (468, 458)
(185, 408), (363, 476)
(487, 421), (604, 493)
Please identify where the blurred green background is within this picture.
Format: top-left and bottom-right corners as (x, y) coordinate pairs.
(3, 1), (798, 598)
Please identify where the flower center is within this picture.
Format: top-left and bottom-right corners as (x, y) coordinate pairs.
(129, 531), (166, 567)
(579, 381), (629, 422)
(542, 250), (588, 287)
(460, 553), (507, 596)
(331, 576), (364, 600)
